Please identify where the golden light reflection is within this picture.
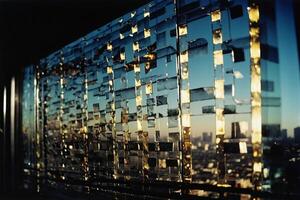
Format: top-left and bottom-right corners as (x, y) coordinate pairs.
(120, 33), (125, 40)
(137, 120), (142, 131)
(248, 6), (259, 23)
(249, 2), (262, 189)
(182, 114), (191, 127)
(133, 42), (139, 51)
(181, 89), (190, 104)
(159, 159), (166, 169)
(120, 52), (126, 60)
(179, 24), (188, 36)
(253, 162), (262, 173)
(144, 53), (156, 60)
(134, 64), (140, 72)
(250, 27), (259, 37)
(145, 83), (153, 95)
(211, 9), (221, 22)
(132, 24), (138, 34)
(213, 50), (223, 66)
(181, 63), (189, 80)
(136, 95), (142, 106)
(239, 142), (248, 154)
(144, 10), (150, 18)
(144, 29), (151, 38)
(215, 79), (224, 99)
(107, 66), (113, 74)
(107, 42), (113, 51)
(180, 51), (188, 63)
(135, 79), (141, 87)
(250, 39), (260, 59)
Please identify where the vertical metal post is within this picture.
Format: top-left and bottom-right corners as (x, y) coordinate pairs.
(248, 1), (262, 190)
(35, 66), (41, 192)
(10, 77), (16, 191)
(82, 57), (90, 192)
(2, 87), (7, 192)
(134, 62), (145, 180)
(107, 64), (118, 179)
(210, 6), (226, 185)
(175, 0), (192, 183)
(40, 71), (48, 187)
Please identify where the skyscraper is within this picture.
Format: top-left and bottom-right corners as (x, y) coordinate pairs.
(295, 127), (300, 144)
(20, 0), (300, 196)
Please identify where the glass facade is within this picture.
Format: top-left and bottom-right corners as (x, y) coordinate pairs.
(22, 0), (300, 196)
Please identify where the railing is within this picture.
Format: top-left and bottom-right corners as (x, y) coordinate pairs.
(23, 168), (300, 200)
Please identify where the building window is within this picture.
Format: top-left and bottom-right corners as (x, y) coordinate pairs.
(136, 95), (142, 106)
(261, 44), (279, 63)
(230, 5), (243, 19)
(132, 24), (138, 34)
(157, 32), (166, 46)
(146, 83), (153, 95)
(107, 42), (112, 51)
(145, 62), (151, 73)
(120, 52), (125, 61)
(148, 158), (156, 167)
(179, 24), (188, 36)
(213, 29), (222, 44)
(144, 28), (151, 38)
(166, 55), (172, 63)
(170, 29), (176, 37)
(232, 48), (245, 62)
(133, 42), (139, 52)
(107, 66), (113, 74)
(135, 79), (141, 87)
(144, 9), (150, 18)
(239, 142), (248, 153)
(159, 159), (166, 168)
(261, 80), (274, 92)
(150, 7), (165, 20)
(131, 11), (136, 18)
(134, 64), (140, 72)
(145, 61), (156, 73)
(253, 162), (262, 173)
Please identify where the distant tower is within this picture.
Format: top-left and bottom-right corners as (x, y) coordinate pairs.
(280, 129), (288, 140)
(294, 127), (300, 143)
(231, 122), (241, 139)
(202, 132), (212, 143)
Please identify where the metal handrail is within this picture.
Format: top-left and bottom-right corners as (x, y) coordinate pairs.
(23, 168), (300, 199)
